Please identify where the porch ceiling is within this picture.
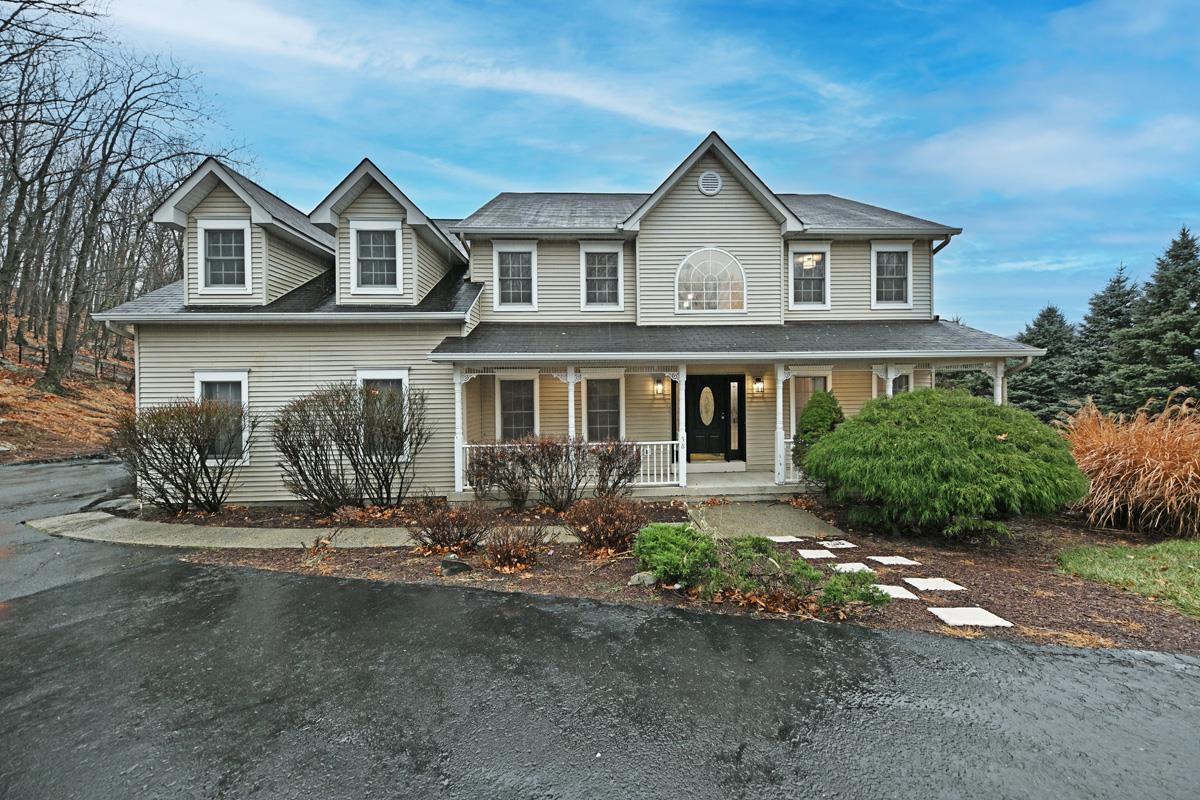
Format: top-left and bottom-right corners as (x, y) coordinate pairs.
(430, 320), (1043, 363)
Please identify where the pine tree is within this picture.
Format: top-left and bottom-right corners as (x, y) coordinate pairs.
(1104, 227), (1200, 412)
(1007, 305), (1083, 421)
(1077, 265), (1139, 409)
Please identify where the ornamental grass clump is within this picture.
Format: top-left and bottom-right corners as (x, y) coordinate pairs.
(1062, 393), (1200, 537)
(804, 389), (1089, 539)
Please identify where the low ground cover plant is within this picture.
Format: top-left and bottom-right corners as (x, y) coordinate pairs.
(1060, 539), (1200, 618)
(792, 390), (844, 466)
(804, 389), (1089, 539)
(632, 523), (719, 585)
(110, 399), (259, 513)
(409, 497), (495, 554)
(1063, 395), (1199, 537)
(564, 496), (649, 554)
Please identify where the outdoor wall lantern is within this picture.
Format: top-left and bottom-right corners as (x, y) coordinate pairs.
(752, 375), (765, 395)
(653, 377), (665, 396)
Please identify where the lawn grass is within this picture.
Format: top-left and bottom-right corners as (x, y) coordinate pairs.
(1059, 539), (1200, 618)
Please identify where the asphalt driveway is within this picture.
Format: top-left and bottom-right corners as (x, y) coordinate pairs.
(1, 461), (1198, 799)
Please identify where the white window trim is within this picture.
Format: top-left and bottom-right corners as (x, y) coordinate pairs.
(674, 246), (748, 315)
(578, 240), (625, 311)
(356, 368), (412, 459)
(492, 240), (538, 312)
(787, 241), (832, 311)
(195, 219), (253, 295)
(494, 369), (540, 439)
(871, 363), (916, 398)
(870, 240), (914, 310)
(193, 369), (250, 465)
(787, 365), (834, 437)
(580, 369), (626, 442)
(349, 219), (405, 296)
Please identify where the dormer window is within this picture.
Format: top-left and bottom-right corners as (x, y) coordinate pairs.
(493, 240), (538, 311)
(349, 220), (403, 294)
(871, 240), (913, 309)
(196, 220), (252, 294)
(676, 247), (746, 312)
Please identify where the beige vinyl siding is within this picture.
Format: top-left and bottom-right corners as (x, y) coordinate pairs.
(415, 232), (455, 302)
(185, 185), (264, 305)
(469, 238), (636, 323)
(829, 364), (874, 416)
(785, 239), (933, 320)
(264, 232), (329, 302)
(136, 323), (461, 501)
(624, 373), (672, 442)
(637, 155), (783, 326)
(336, 183), (415, 306)
(463, 290), (482, 334)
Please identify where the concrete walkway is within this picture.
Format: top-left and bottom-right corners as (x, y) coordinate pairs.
(28, 501), (847, 550)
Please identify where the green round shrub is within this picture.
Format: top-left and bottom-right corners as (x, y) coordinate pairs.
(633, 524), (719, 586)
(803, 389), (1089, 538)
(792, 390), (845, 466)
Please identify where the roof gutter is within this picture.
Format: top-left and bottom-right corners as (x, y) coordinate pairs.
(94, 311), (469, 324)
(104, 320), (135, 340)
(450, 227), (628, 238)
(788, 227), (963, 238)
(427, 347), (1046, 364)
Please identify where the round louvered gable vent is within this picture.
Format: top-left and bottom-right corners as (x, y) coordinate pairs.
(697, 170), (723, 196)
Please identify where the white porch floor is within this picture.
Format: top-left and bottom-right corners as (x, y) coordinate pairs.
(629, 470), (813, 502)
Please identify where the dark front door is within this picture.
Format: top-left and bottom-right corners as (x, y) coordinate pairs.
(675, 374), (745, 462)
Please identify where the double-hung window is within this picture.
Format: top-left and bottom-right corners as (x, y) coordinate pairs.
(493, 241), (537, 311)
(788, 367), (834, 434)
(496, 373), (539, 440)
(583, 372), (625, 441)
(871, 241), (913, 309)
(357, 368), (409, 456)
(194, 370), (249, 462)
(196, 220), (252, 294)
(579, 241), (623, 310)
(350, 220), (403, 294)
(788, 242), (831, 310)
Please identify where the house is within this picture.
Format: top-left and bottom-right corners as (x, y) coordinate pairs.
(95, 133), (1044, 502)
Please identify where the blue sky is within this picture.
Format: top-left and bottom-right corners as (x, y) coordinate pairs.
(108, 0), (1199, 335)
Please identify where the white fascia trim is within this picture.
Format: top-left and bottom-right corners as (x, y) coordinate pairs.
(429, 348), (1046, 363)
(578, 240), (625, 312)
(94, 312), (469, 323)
(580, 371), (626, 442)
(348, 218), (405, 296)
(356, 367), (410, 384)
(493, 370), (541, 438)
(492, 240), (538, 312)
(870, 239), (915, 311)
(193, 369), (250, 465)
(787, 240), (832, 311)
(674, 246), (749, 315)
(195, 219), (255, 296)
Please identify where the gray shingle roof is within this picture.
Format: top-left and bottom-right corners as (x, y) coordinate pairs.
(432, 218), (469, 260)
(430, 320), (1039, 361)
(96, 269), (482, 321)
(221, 164), (336, 249)
(452, 191), (956, 234)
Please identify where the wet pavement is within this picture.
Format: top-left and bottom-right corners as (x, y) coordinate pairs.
(2, 462), (1199, 799)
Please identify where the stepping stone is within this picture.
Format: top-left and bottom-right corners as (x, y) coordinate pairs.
(767, 535), (803, 543)
(873, 584), (919, 600)
(867, 555), (921, 566)
(832, 562), (874, 574)
(904, 577), (965, 591)
(818, 540), (857, 549)
(928, 606), (1013, 627)
(796, 549), (835, 560)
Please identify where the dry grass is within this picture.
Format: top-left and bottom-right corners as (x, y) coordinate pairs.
(1062, 393), (1200, 537)
(1015, 625), (1118, 649)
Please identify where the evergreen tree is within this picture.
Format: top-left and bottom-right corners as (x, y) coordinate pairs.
(1007, 305), (1083, 421)
(1077, 265), (1139, 409)
(1104, 227), (1200, 412)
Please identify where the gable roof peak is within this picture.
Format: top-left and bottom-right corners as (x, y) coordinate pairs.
(620, 132), (803, 233)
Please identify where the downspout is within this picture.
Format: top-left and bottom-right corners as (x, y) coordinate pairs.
(1001, 356), (1034, 405)
(932, 234), (954, 255)
(104, 320), (134, 340)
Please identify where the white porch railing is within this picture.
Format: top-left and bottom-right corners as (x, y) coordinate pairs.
(783, 436), (800, 483)
(461, 440), (681, 490)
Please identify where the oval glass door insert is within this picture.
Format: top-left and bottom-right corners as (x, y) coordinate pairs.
(699, 386), (715, 426)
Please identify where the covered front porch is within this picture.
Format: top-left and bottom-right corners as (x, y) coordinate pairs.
(448, 358), (1008, 496)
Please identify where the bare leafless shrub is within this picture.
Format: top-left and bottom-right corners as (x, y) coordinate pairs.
(484, 522), (551, 572)
(1063, 391), (1200, 537)
(409, 497), (496, 554)
(563, 496), (649, 555)
(526, 435), (590, 512)
(110, 399), (258, 514)
(589, 440), (641, 497)
(272, 388), (362, 514)
(467, 441), (533, 510)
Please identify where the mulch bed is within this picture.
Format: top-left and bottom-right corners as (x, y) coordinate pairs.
(176, 495), (1200, 656)
(142, 500), (691, 528)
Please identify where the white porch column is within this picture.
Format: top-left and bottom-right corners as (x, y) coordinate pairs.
(993, 359), (1005, 405)
(452, 366), (464, 493)
(566, 365), (576, 439)
(774, 363), (786, 484)
(676, 364), (687, 487)
(885, 363), (897, 397)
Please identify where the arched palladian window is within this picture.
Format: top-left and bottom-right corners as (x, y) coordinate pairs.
(676, 247), (746, 312)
